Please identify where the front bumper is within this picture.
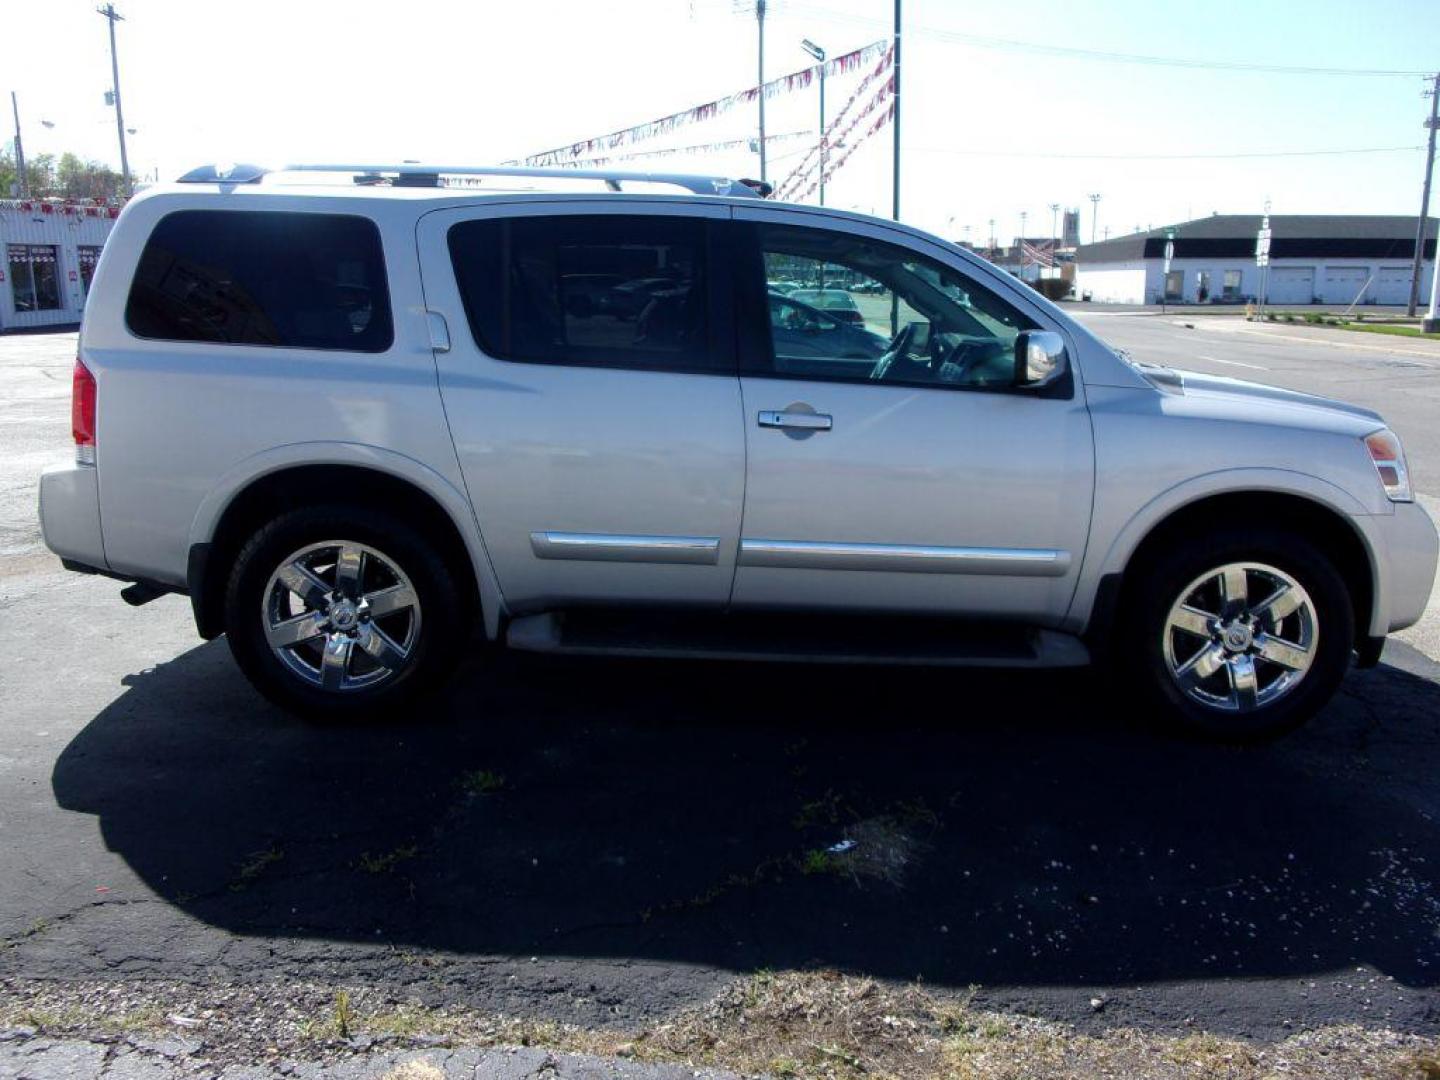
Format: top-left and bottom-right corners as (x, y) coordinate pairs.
(1369, 500), (1439, 634)
(38, 462), (107, 571)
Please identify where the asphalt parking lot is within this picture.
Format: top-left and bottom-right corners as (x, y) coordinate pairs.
(2, 324), (1439, 1046)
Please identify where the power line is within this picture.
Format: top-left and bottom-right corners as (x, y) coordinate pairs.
(779, 4), (1431, 78)
(909, 144), (1423, 161)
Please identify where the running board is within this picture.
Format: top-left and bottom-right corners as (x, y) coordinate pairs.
(505, 610), (1090, 668)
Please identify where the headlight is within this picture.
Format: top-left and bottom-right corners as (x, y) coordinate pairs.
(1365, 429), (1413, 503)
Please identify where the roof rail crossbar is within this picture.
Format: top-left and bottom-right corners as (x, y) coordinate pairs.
(177, 162), (771, 198)
(282, 163), (770, 198)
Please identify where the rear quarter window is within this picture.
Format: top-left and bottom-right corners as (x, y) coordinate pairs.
(125, 210), (394, 352)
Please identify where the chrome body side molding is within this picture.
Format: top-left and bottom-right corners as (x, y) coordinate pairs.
(737, 539), (1071, 576)
(530, 531), (722, 566)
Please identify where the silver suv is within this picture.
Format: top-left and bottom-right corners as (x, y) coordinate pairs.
(38, 163), (1439, 739)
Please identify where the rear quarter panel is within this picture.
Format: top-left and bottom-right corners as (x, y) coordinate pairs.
(81, 190), (469, 594)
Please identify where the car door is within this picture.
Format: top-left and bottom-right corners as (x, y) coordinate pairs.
(415, 201), (745, 610)
(730, 209), (1095, 623)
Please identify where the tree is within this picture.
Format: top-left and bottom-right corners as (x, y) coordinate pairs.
(1, 146), (122, 201)
(55, 153), (122, 201)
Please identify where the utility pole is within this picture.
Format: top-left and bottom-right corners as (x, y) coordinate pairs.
(756, 0), (767, 184)
(9, 92), (27, 198)
(891, 0), (901, 221)
(98, 3), (131, 196)
(1408, 71), (1439, 318)
(988, 217), (995, 257)
(1088, 193), (1102, 244)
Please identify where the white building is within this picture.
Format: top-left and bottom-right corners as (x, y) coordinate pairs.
(1075, 214), (1436, 307)
(2, 199), (121, 331)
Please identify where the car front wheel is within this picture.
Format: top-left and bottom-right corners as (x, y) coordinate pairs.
(1127, 527), (1355, 740)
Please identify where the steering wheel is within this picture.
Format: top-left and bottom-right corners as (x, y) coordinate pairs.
(867, 323), (918, 382)
(935, 337), (1006, 386)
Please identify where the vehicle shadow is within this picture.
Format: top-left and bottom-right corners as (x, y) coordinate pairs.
(49, 638), (1440, 994)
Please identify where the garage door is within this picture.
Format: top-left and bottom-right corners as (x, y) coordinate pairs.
(1320, 267), (1368, 304)
(1374, 266), (1414, 305)
(1266, 266), (1315, 305)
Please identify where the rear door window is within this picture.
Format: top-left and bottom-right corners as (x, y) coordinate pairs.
(447, 214), (726, 373)
(125, 210), (393, 352)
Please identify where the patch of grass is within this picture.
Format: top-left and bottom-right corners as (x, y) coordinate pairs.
(229, 845), (283, 891)
(459, 769), (506, 795)
(1399, 1053), (1440, 1079)
(333, 989), (355, 1040)
(800, 848), (837, 876)
(15, 1005), (166, 1036)
(1333, 320), (1433, 338)
(355, 844), (419, 875)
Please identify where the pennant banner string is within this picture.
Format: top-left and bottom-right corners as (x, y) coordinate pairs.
(510, 39), (889, 168)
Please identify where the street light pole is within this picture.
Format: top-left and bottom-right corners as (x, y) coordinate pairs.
(801, 39), (826, 205)
(755, 0), (767, 184)
(98, 3), (131, 196)
(9, 92), (27, 198)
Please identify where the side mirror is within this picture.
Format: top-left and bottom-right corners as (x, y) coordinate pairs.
(1013, 330), (1067, 389)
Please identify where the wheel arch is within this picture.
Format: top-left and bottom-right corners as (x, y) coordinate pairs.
(1078, 473), (1378, 654)
(187, 445), (504, 641)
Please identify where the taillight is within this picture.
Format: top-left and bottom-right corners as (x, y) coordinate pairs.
(72, 357), (97, 466)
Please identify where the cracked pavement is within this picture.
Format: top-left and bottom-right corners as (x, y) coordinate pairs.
(0, 1032), (744, 1079)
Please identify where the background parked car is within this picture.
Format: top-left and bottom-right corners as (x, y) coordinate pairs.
(769, 292), (888, 364)
(789, 287), (866, 325)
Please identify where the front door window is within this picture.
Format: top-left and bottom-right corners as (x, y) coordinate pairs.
(753, 225), (1036, 390)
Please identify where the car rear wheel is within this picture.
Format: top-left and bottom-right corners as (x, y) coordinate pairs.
(224, 506), (470, 719)
(1127, 527), (1354, 741)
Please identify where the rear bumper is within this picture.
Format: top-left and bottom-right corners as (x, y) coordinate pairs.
(1368, 500), (1439, 634)
(38, 462), (107, 571)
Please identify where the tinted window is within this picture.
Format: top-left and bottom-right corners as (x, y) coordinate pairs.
(448, 215), (719, 372)
(126, 211), (393, 352)
(755, 224), (1037, 390)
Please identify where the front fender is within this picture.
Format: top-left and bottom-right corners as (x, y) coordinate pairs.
(1066, 467), (1379, 634)
(187, 441), (506, 638)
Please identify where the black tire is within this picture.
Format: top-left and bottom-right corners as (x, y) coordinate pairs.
(1122, 526), (1354, 742)
(223, 505), (472, 720)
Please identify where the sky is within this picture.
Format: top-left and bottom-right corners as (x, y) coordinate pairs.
(4, 0), (1439, 244)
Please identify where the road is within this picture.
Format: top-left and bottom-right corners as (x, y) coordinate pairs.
(1, 326), (1439, 1046)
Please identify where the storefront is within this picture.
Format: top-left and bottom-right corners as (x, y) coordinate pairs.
(0, 199), (121, 331)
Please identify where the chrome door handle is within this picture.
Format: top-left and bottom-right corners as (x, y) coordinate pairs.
(758, 410), (833, 431)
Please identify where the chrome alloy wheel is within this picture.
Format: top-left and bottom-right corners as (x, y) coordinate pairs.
(1161, 561), (1318, 713)
(261, 541), (421, 692)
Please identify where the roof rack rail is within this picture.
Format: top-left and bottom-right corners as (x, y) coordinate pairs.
(175, 162), (773, 199)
